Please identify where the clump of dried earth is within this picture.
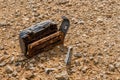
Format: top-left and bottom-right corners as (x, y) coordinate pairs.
(0, 0), (120, 80)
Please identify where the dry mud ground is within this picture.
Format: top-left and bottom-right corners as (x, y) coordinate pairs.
(0, 0), (120, 80)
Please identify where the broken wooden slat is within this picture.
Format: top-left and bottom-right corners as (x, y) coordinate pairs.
(27, 31), (64, 57)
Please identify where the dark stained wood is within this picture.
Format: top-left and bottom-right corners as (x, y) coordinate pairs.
(19, 20), (58, 55)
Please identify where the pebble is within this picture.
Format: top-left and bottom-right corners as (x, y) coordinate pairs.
(16, 66), (21, 72)
(71, 67), (77, 73)
(30, 58), (36, 63)
(55, 71), (69, 80)
(45, 68), (56, 74)
(74, 60), (80, 66)
(96, 16), (104, 23)
(93, 58), (99, 65)
(15, 61), (21, 66)
(33, 13), (40, 17)
(83, 58), (89, 63)
(117, 57), (120, 61)
(116, 77), (120, 80)
(27, 63), (35, 70)
(5, 65), (13, 74)
(56, 0), (69, 5)
(109, 64), (115, 72)
(15, 11), (21, 18)
(74, 52), (82, 58)
(83, 53), (88, 57)
(114, 62), (120, 68)
(2, 28), (6, 31)
(38, 14), (44, 19)
(21, 77), (27, 80)
(8, 74), (12, 77)
(0, 62), (6, 67)
(89, 55), (94, 60)
(78, 19), (84, 24)
(71, 18), (78, 24)
(0, 46), (4, 50)
(4, 51), (8, 55)
(10, 56), (15, 63)
(0, 21), (10, 27)
(22, 17), (29, 21)
(12, 71), (18, 77)
(0, 55), (7, 62)
(81, 66), (88, 73)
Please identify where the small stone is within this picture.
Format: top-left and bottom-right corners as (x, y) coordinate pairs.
(74, 60), (80, 66)
(0, 62), (6, 67)
(83, 53), (88, 57)
(109, 64), (115, 72)
(30, 58), (36, 63)
(34, 13), (40, 17)
(0, 56), (6, 62)
(8, 74), (12, 77)
(4, 51), (8, 55)
(32, 8), (37, 12)
(2, 28), (6, 31)
(45, 68), (56, 74)
(118, 16), (120, 19)
(55, 71), (69, 80)
(38, 14), (44, 19)
(78, 19), (84, 24)
(22, 17), (29, 21)
(15, 11), (21, 18)
(12, 71), (18, 77)
(83, 58), (89, 63)
(71, 67), (77, 73)
(115, 62), (120, 68)
(89, 55), (94, 60)
(116, 77), (120, 80)
(27, 63), (35, 70)
(5, 65), (13, 74)
(0, 21), (10, 27)
(56, 0), (69, 4)
(21, 77), (27, 80)
(71, 18), (78, 24)
(117, 57), (120, 61)
(93, 59), (99, 65)
(81, 66), (88, 73)
(15, 62), (21, 66)
(74, 52), (82, 58)
(10, 56), (15, 63)
(0, 46), (4, 50)
(96, 16), (103, 23)
(31, 17), (36, 22)
(16, 66), (21, 72)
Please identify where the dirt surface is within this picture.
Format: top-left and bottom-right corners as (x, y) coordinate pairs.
(0, 0), (120, 80)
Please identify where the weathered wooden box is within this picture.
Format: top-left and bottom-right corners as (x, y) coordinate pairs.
(19, 17), (70, 58)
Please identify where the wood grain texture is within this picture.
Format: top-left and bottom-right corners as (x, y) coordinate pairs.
(19, 21), (58, 55)
(27, 31), (64, 58)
